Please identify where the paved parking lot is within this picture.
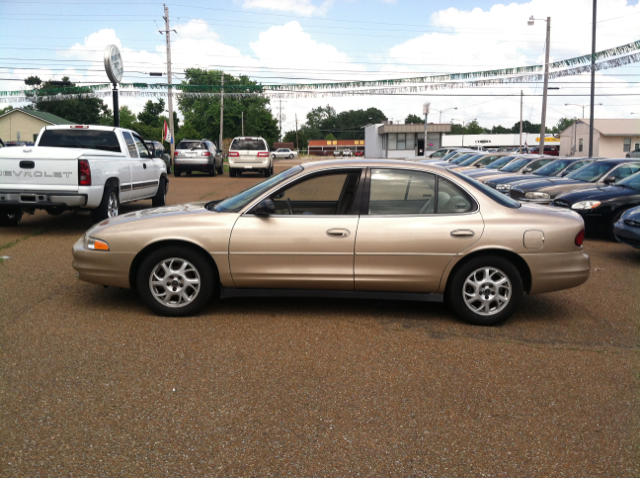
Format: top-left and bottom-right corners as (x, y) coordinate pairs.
(1, 160), (639, 476)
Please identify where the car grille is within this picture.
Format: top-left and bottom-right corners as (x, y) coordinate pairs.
(624, 219), (640, 228)
(509, 188), (525, 200)
(553, 199), (571, 208)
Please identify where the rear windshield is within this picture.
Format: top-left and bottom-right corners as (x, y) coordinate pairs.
(487, 156), (517, 170)
(532, 159), (572, 176)
(38, 129), (121, 152)
(457, 154), (485, 166)
(230, 139), (267, 151)
(177, 141), (205, 150)
(449, 153), (476, 165)
(501, 158), (530, 172)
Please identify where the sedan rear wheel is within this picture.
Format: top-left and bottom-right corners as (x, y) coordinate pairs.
(447, 256), (523, 326)
(137, 246), (215, 316)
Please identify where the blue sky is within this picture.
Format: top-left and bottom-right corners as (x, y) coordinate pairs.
(1, 0), (639, 133)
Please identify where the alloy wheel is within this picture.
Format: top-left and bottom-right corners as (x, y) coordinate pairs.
(107, 192), (119, 218)
(462, 266), (512, 316)
(148, 257), (201, 308)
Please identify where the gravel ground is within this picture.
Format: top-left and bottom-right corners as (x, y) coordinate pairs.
(1, 161), (639, 477)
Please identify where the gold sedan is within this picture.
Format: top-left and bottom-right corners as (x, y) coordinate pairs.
(72, 160), (590, 326)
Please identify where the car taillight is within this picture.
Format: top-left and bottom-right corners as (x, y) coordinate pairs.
(201, 151), (211, 156)
(78, 160), (91, 186)
(174, 151), (179, 156)
(575, 229), (585, 246)
(228, 151), (239, 157)
(71, 125), (89, 129)
(257, 152), (269, 157)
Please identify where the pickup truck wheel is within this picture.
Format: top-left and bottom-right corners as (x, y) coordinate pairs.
(136, 246), (215, 316)
(152, 177), (167, 207)
(446, 256), (523, 326)
(91, 186), (119, 223)
(0, 208), (23, 227)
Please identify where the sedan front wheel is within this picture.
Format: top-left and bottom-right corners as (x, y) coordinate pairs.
(446, 256), (523, 326)
(136, 246), (215, 316)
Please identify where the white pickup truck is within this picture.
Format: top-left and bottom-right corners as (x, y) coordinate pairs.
(271, 148), (298, 160)
(0, 125), (168, 226)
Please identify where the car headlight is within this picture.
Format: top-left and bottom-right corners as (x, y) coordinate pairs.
(86, 237), (110, 251)
(496, 184), (512, 190)
(571, 201), (602, 210)
(524, 191), (551, 199)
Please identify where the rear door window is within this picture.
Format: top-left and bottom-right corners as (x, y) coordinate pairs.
(122, 131), (138, 158)
(178, 141), (205, 150)
(231, 139), (267, 150)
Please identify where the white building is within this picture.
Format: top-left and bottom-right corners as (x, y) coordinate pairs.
(441, 133), (556, 149)
(364, 122), (451, 158)
(559, 119), (640, 158)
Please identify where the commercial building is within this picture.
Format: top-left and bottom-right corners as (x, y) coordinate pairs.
(364, 122), (452, 158)
(308, 139), (365, 156)
(0, 108), (74, 143)
(441, 133), (557, 149)
(559, 119), (640, 158)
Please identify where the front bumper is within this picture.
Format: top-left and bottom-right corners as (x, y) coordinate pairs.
(72, 236), (135, 288)
(613, 220), (640, 248)
(522, 250), (591, 294)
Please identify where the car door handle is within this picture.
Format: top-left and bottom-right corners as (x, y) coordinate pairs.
(326, 228), (351, 238)
(143, 163), (147, 169)
(450, 229), (475, 237)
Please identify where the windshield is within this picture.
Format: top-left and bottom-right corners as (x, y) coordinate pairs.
(457, 154), (485, 167)
(500, 158), (530, 173)
(486, 156), (517, 170)
(449, 153), (477, 165)
(177, 141), (205, 150)
(441, 150), (461, 161)
(451, 171), (521, 209)
(210, 166), (303, 213)
(532, 159), (572, 177)
(38, 129), (121, 152)
(230, 138), (267, 151)
(617, 171), (640, 191)
(567, 162), (615, 182)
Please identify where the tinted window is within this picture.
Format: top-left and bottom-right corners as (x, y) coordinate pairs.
(562, 160), (591, 176)
(532, 159), (571, 176)
(451, 171), (521, 209)
(133, 135), (151, 158)
(567, 162), (616, 182)
(369, 169), (437, 215)
(486, 156), (517, 169)
(449, 153), (476, 165)
(177, 141), (205, 150)
(617, 171), (640, 191)
(122, 131), (138, 158)
(527, 159), (553, 171)
(211, 166), (302, 213)
(230, 139), (268, 151)
(501, 158), (530, 172)
(459, 154), (495, 167)
(609, 164), (640, 182)
(437, 177), (474, 214)
(38, 129), (121, 153)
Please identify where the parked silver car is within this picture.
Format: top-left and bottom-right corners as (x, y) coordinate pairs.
(174, 139), (223, 177)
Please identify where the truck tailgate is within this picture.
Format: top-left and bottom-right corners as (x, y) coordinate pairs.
(0, 148), (79, 191)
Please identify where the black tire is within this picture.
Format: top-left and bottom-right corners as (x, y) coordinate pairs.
(136, 245), (215, 316)
(264, 164), (273, 177)
(609, 208), (627, 240)
(209, 166), (217, 177)
(0, 208), (23, 227)
(217, 163), (224, 174)
(91, 186), (119, 223)
(229, 168), (236, 178)
(152, 176), (167, 207)
(174, 170), (181, 177)
(186, 171), (192, 176)
(288, 154), (293, 159)
(271, 154), (276, 160)
(446, 255), (523, 326)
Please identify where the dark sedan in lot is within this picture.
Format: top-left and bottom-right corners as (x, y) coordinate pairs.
(471, 156), (556, 183)
(462, 155), (530, 178)
(613, 205), (640, 248)
(485, 158), (594, 194)
(509, 160), (640, 204)
(551, 171), (640, 237)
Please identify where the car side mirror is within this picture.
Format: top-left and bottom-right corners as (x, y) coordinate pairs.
(253, 198), (275, 216)
(522, 168), (532, 174)
(602, 176), (617, 184)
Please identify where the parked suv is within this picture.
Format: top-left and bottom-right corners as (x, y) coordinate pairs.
(174, 139), (223, 177)
(228, 136), (272, 177)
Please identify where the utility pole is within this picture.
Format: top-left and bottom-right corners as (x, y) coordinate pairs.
(423, 102), (430, 156)
(588, 0), (597, 158)
(241, 111), (244, 136)
(161, 5), (176, 161)
(519, 90), (523, 153)
(540, 17), (551, 155)
(295, 114), (299, 151)
(219, 74), (224, 151)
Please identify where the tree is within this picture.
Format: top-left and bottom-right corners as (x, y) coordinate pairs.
(405, 114), (423, 124)
(490, 125), (511, 134)
(137, 98), (165, 127)
(178, 69), (279, 146)
(325, 133), (337, 141)
(118, 106), (137, 129)
(24, 76), (111, 125)
(0, 105), (13, 115)
(175, 121), (200, 145)
(552, 117), (574, 134)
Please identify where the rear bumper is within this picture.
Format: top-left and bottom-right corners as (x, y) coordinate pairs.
(229, 158), (270, 170)
(0, 190), (87, 208)
(522, 250), (591, 294)
(72, 236), (133, 288)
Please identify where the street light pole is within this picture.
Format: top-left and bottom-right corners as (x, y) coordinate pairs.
(529, 15), (551, 155)
(588, 0), (597, 158)
(432, 106), (457, 123)
(566, 103), (602, 119)
(423, 102), (430, 157)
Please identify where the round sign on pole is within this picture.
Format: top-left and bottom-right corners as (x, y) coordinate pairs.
(104, 45), (123, 84)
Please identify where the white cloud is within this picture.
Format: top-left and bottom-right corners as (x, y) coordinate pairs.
(242, 0), (333, 17)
